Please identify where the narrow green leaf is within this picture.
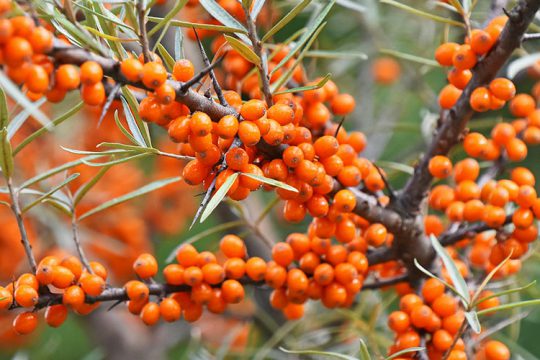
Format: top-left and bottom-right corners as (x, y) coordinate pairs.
(359, 339), (371, 360)
(375, 160), (414, 175)
(60, 146), (131, 156)
(379, 49), (440, 67)
(240, 172), (298, 192)
(81, 152), (151, 167)
(262, 0), (312, 42)
(477, 299), (540, 317)
(380, 0), (464, 27)
(148, 17), (247, 34)
(200, 172), (239, 223)
(22, 174), (79, 213)
(156, 43), (176, 71)
(430, 234), (470, 305)
(7, 98), (48, 140)
(413, 258), (468, 304)
(13, 101), (84, 156)
(97, 142), (158, 153)
(73, 165), (113, 205)
(74, 2), (135, 30)
(474, 281), (537, 308)
(199, 0), (250, 43)
(464, 311), (481, 334)
(271, 0), (335, 75)
(84, 26), (138, 42)
(174, 27), (184, 60)
(336, 0), (365, 13)
(224, 35), (261, 66)
(113, 109), (139, 145)
(147, 0), (189, 37)
(0, 87), (7, 129)
(385, 347), (425, 360)
(280, 347), (358, 360)
(0, 128), (13, 179)
(120, 91), (151, 147)
(274, 73), (331, 95)
(303, 50), (368, 60)
(251, 0), (265, 18)
(20, 155), (109, 189)
(471, 253), (512, 306)
(79, 177), (181, 220)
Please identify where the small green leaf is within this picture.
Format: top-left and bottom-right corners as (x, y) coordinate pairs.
(240, 172), (298, 192)
(22, 173), (79, 213)
(274, 73), (331, 95)
(0, 128), (13, 179)
(113, 110), (139, 145)
(0, 87), (7, 129)
(120, 91), (151, 147)
(224, 35), (261, 66)
(359, 339), (371, 360)
(156, 44), (176, 71)
(84, 26), (138, 42)
(430, 234), (470, 306)
(251, 0), (265, 18)
(81, 152), (151, 167)
(262, 0), (312, 42)
(60, 146), (131, 156)
(7, 98), (48, 140)
(477, 299), (540, 316)
(147, 0), (189, 37)
(97, 142), (158, 153)
(73, 165), (113, 206)
(471, 253), (512, 306)
(380, 0), (464, 27)
(79, 177), (181, 220)
(303, 50), (368, 60)
(474, 281), (536, 308)
(464, 311), (481, 334)
(379, 49), (440, 67)
(280, 346), (358, 360)
(385, 347), (425, 360)
(174, 27), (184, 60)
(375, 160), (414, 175)
(199, 0), (250, 43)
(13, 101), (84, 156)
(200, 172), (239, 223)
(149, 17), (247, 34)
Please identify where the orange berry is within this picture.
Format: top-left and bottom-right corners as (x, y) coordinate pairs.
(4, 37), (33, 67)
(435, 42), (460, 66)
(372, 57), (401, 84)
(55, 64), (81, 91)
(410, 304), (433, 328)
(121, 58), (144, 82)
(173, 59), (195, 81)
(452, 44), (477, 70)
(14, 285), (38, 308)
(447, 69), (472, 89)
(13, 312), (38, 335)
(238, 120), (261, 146)
(125, 280), (150, 301)
(217, 115), (239, 139)
(439, 84), (462, 109)
(44, 304), (68, 328)
(80, 61), (103, 85)
(220, 234), (246, 258)
(63, 285), (85, 307)
(183, 266), (203, 286)
(160, 298), (181, 322)
(142, 62), (167, 89)
(428, 155), (453, 178)
(240, 99), (266, 121)
(246, 257), (267, 281)
(432, 294), (457, 317)
(470, 29), (494, 54)
(314, 135), (339, 159)
(140, 302), (160, 326)
(202, 263), (225, 285)
(505, 138), (527, 162)
(489, 78), (516, 101)
(484, 340), (510, 360)
(133, 253), (158, 278)
(331, 93), (356, 115)
(221, 279), (244, 303)
(267, 103), (294, 125)
(79, 273), (105, 296)
(29, 26), (53, 53)
(509, 94), (535, 117)
(81, 82), (106, 106)
(470, 87), (492, 112)
(388, 311), (410, 333)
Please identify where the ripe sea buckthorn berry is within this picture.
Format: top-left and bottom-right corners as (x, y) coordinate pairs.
(326, 245), (348, 266)
(314, 135), (339, 159)
(173, 59), (195, 81)
(238, 120), (261, 146)
(140, 302), (160, 326)
(133, 253), (158, 278)
(484, 340), (510, 360)
(470, 29), (494, 54)
(453, 44), (477, 70)
(120, 58), (144, 82)
(220, 234), (246, 258)
(13, 312), (38, 335)
(60, 257), (83, 281)
(428, 155), (453, 178)
(410, 304), (433, 328)
(491, 123), (516, 146)
(516, 185), (537, 208)
(160, 298), (181, 322)
(509, 94), (535, 117)
(239, 164), (263, 190)
(217, 115), (239, 139)
(17, 273), (39, 290)
(245, 257), (267, 281)
(221, 279), (245, 303)
(55, 64), (81, 91)
(4, 37), (33, 67)
(338, 166), (362, 187)
(63, 285), (85, 307)
(505, 138), (527, 162)
(422, 278), (445, 303)
(14, 285), (38, 308)
(26, 65), (49, 94)
(270, 289), (288, 309)
(306, 194), (329, 218)
(395, 331), (421, 351)
(470, 87), (492, 112)
(125, 280), (149, 301)
(283, 303), (304, 320)
(29, 26), (53, 53)
(432, 294), (457, 317)
(432, 329), (453, 352)
(463, 132), (488, 158)
(45, 304), (68, 328)
(322, 283), (347, 308)
(399, 293), (423, 314)
(241, 99), (266, 121)
(0, 18), (13, 44)
(142, 62), (167, 89)
(207, 289), (227, 314)
(331, 93), (356, 115)
(447, 68), (472, 89)
(183, 266), (203, 286)
(79, 274), (105, 296)
(81, 82), (106, 106)
(282, 146), (304, 168)
(201, 263), (225, 285)
(333, 189), (356, 213)
(80, 61), (103, 85)
(365, 223), (387, 247)
(224, 257), (246, 279)
(51, 265), (75, 289)
(225, 147), (249, 171)
(168, 116), (191, 143)
(190, 111), (212, 136)
(388, 311), (410, 333)
(435, 42), (460, 66)
(182, 159), (209, 185)
(372, 57), (401, 84)
(439, 84), (462, 109)
(334, 262), (358, 285)
(0, 287), (13, 310)
(267, 103), (294, 125)
(155, 83), (175, 104)
(272, 242), (294, 267)
(163, 264), (184, 285)
(489, 78), (516, 101)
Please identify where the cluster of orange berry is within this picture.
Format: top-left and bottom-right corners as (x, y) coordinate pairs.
(0, 255), (107, 334)
(387, 279), (509, 360)
(435, 16), (517, 112)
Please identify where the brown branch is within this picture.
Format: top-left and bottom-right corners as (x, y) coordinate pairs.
(362, 273), (409, 289)
(439, 215), (512, 246)
(71, 214), (92, 273)
(242, 4), (273, 106)
(136, 0), (152, 62)
(399, 0), (540, 216)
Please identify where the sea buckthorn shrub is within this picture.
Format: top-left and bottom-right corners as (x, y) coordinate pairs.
(0, 0), (539, 358)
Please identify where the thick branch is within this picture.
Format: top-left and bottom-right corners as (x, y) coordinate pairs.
(399, 0), (540, 216)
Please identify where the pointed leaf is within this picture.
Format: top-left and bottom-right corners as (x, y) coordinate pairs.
(147, 0), (189, 36)
(477, 299), (540, 316)
(262, 0), (312, 42)
(224, 35), (261, 66)
(120, 92), (150, 147)
(22, 173), (79, 213)
(251, 0), (265, 18)
(380, 0), (464, 27)
(0, 87), (7, 129)
(7, 98), (49, 140)
(81, 152), (151, 167)
(474, 281), (536, 308)
(148, 17), (247, 34)
(471, 253), (512, 306)
(336, 0), (365, 13)
(113, 110), (139, 145)
(200, 172), (239, 223)
(280, 347), (358, 360)
(73, 165), (113, 205)
(0, 128), (13, 179)
(121, 87), (152, 146)
(274, 73), (331, 95)
(379, 49), (440, 67)
(464, 311), (481, 334)
(174, 27), (184, 60)
(359, 339), (371, 360)
(304, 50), (368, 60)
(199, 0), (250, 43)
(240, 172), (298, 192)
(385, 347), (425, 360)
(156, 43), (176, 71)
(79, 177), (181, 220)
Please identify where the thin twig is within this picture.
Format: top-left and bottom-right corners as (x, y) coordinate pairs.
(442, 320), (468, 360)
(362, 273), (409, 289)
(7, 180), (37, 273)
(137, 0), (152, 62)
(242, 3), (273, 106)
(179, 56), (226, 93)
(71, 214), (93, 273)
